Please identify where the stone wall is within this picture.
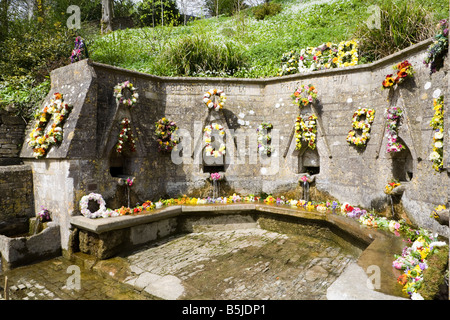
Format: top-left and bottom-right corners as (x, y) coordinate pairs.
(19, 39), (450, 250)
(0, 165), (34, 236)
(0, 109), (26, 165)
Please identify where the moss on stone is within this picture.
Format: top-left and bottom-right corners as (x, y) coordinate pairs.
(417, 245), (449, 300)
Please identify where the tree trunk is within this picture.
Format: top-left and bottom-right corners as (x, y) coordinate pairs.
(0, 0), (10, 41)
(160, 0), (163, 27)
(101, 0), (113, 34)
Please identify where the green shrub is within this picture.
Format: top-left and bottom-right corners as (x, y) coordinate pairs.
(0, 76), (51, 120)
(353, 0), (436, 62)
(157, 35), (247, 77)
(253, 2), (282, 20)
(0, 22), (73, 81)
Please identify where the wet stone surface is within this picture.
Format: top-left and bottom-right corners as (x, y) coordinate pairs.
(0, 257), (154, 300)
(122, 226), (362, 300)
(0, 225), (362, 300)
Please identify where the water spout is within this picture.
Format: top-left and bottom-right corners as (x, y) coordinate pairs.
(303, 181), (310, 202)
(212, 179), (220, 199)
(126, 185), (131, 208)
(389, 194), (395, 219)
(33, 218), (41, 235)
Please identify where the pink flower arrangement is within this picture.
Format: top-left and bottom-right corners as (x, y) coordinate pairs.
(210, 172), (221, 181)
(126, 177), (134, 187)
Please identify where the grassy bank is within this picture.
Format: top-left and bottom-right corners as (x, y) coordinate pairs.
(89, 0), (449, 78)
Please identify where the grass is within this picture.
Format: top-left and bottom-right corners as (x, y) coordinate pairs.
(88, 0), (449, 78)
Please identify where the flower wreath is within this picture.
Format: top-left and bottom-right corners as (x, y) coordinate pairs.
(292, 84), (318, 107)
(155, 117), (179, 153)
(429, 96), (444, 172)
(336, 40), (359, 68)
(114, 81), (139, 107)
(116, 118), (136, 154)
(27, 92), (72, 159)
(385, 106), (405, 153)
(257, 122), (273, 155)
(203, 89), (226, 111)
(203, 123), (226, 157)
(295, 114), (318, 150)
(79, 193), (106, 219)
(346, 107), (375, 147)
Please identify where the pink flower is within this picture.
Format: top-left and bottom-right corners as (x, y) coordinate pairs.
(300, 176), (308, 182)
(211, 173), (221, 181)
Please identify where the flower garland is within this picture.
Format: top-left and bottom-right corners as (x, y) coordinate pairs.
(155, 117), (179, 153)
(203, 123), (226, 158)
(424, 19), (449, 74)
(277, 40), (358, 76)
(256, 122), (273, 156)
(346, 107), (375, 147)
(203, 89), (226, 111)
(385, 106), (405, 153)
(291, 84), (318, 107)
(428, 96), (444, 172)
(114, 81), (139, 107)
(382, 60), (414, 89)
(79, 193), (107, 219)
(27, 92), (72, 158)
(295, 114), (318, 150)
(115, 118), (136, 154)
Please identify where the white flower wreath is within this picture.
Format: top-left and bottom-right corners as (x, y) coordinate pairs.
(203, 89), (226, 111)
(203, 123), (226, 157)
(114, 80), (139, 107)
(79, 193), (106, 219)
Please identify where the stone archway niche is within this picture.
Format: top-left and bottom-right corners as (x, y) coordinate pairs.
(299, 148), (320, 175)
(390, 139), (413, 182)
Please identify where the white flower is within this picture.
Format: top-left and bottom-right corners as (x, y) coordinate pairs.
(429, 151), (440, 161)
(434, 141), (443, 149)
(434, 131), (443, 139)
(411, 292), (424, 300)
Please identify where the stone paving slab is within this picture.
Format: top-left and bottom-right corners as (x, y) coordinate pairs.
(118, 225), (363, 300)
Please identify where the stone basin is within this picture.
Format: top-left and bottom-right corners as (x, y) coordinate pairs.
(0, 219), (61, 271)
(70, 203), (410, 299)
